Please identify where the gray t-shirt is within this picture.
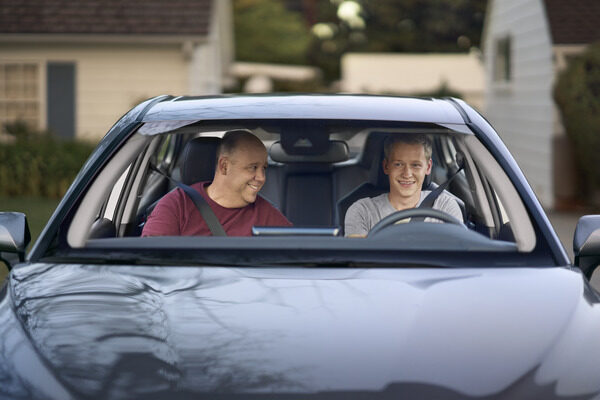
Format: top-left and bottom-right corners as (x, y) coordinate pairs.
(344, 191), (463, 236)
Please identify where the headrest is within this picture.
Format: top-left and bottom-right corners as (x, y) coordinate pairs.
(361, 132), (389, 168)
(368, 143), (390, 189)
(270, 140), (348, 163)
(180, 136), (221, 185)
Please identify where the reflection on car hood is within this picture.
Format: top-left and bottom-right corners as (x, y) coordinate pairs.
(2, 263), (600, 399)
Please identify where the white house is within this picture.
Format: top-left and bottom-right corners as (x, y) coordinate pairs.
(0, 0), (233, 141)
(482, 0), (600, 208)
(340, 52), (485, 112)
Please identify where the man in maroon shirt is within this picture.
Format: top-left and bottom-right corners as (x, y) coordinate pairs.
(142, 130), (291, 236)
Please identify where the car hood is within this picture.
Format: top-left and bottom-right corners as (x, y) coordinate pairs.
(2, 263), (600, 399)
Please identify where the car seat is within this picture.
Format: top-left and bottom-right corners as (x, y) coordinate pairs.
(133, 136), (221, 235)
(179, 136), (221, 185)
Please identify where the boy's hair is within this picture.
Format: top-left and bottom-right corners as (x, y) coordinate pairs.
(383, 133), (432, 161)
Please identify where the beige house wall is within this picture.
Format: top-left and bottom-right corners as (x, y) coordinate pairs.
(0, 42), (188, 141)
(340, 52), (485, 111)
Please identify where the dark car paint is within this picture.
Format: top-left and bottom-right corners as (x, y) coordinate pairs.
(0, 94), (591, 399)
(2, 262), (600, 399)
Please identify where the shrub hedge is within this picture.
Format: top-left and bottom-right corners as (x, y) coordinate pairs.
(554, 42), (600, 197)
(0, 122), (95, 198)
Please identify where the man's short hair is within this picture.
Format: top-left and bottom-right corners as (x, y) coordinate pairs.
(383, 133), (433, 161)
(218, 130), (263, 158)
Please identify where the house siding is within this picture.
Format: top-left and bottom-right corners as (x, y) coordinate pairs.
(340, 53), (485, 112)
(483, 0), (555, 207)
(0, 42), (187, 140)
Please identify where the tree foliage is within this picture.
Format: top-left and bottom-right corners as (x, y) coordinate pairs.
(308, 0), (486, 80)
(233, 0), (487, 82)
(234, 0), (311, 65)
(0, 121), (94, 198)
(554, 42), (600, 197)
(360, 0), (486, 52)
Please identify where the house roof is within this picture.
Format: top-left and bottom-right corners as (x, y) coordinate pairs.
(0, 0), (212, 36)
(544, 0), (600, 44)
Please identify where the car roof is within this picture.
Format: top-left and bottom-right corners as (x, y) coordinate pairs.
(141, 94), (467, 125)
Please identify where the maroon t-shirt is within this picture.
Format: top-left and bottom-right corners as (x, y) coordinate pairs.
(142, 181), (292, 237)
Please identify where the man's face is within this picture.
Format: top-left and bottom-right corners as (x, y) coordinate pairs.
(383, 142), (432, 201)
(222, 142), (268, 207)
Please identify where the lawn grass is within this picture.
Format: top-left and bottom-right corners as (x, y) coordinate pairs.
(1, 196), (60, 283)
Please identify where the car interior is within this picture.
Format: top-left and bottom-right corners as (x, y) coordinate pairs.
(65, 119), (537, 253)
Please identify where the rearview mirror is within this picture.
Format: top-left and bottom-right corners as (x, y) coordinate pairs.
(574, 215), (600, 279)
(0, 212), (31, 269)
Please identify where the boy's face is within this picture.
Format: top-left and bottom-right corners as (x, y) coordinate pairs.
(383, 142), (432, 201)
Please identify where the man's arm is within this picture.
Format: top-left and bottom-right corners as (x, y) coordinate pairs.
(344, 201), (369, 237)
(141, 191), (182, 237)
(434, 193), (464, 223)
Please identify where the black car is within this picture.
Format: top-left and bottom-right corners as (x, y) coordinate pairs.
(1, 94), (600, 399)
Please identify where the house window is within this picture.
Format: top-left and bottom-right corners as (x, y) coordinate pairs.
(0, 62), (41, 132)
(493, 36), (511, 82)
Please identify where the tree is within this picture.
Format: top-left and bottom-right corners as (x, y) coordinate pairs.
(554, 42), (600, 199)
(361, 0), (486, 52)
(234, 0), (311, 65)
(233, 0), (488, 82)
(308, 0), (487, 80)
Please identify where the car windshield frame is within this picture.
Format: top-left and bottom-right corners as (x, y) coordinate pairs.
(30, 114), (565, 269)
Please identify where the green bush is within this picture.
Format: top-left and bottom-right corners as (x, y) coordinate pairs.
(0, 122), (95, 198)
(554, 42), (600, 197)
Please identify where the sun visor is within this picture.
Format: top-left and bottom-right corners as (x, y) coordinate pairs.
(270, 140), (349, 163)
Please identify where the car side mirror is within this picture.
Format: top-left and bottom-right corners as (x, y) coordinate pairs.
(574, 215), (600, 279)
(0, 212), (31, 270)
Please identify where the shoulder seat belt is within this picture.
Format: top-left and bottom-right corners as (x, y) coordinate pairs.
(150, 165), (227, 236)
(413, 162), (464, 222)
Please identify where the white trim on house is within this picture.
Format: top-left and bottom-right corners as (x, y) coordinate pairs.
(187, 0), (233, 95)
(0, 34), (208, 45)
(230, 62), (321, 81)
(552, 45), (587, 72)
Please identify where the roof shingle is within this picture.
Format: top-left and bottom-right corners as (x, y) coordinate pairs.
(0, 0), (212, 35)
(544, 0), (600, 45)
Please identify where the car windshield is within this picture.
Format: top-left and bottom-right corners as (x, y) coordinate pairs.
(43, 117), (553, 268)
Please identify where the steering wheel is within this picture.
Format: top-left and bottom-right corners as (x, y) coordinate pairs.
(368, 208), (465, 237)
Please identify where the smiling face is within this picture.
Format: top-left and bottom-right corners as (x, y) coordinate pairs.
(218, 140), (268, 208)
(383, 141), (432, 208)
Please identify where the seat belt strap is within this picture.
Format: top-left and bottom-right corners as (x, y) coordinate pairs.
(412, 163), (464, 222)
(150, 165), (227, 236)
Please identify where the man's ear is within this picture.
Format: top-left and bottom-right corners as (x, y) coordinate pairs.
(217, 157), (228, 175)
(425, 158), (432, 175)
(382, 159), (390, 175)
